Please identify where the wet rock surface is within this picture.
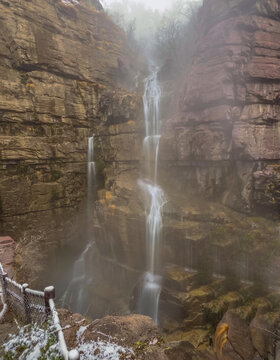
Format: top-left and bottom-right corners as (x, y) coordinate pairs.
(0, 0), (280, 359)
(160, 265), (280, 360)
(161, 0), (280, 214)
(58, 309), (198, 359)
(0, 0), (144, 286)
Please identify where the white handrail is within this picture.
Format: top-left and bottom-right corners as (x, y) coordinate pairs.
(0, 288), (8, 321)
(49, 298), (69, 359)
(0, 264), (8, 321)
(6, 277), (23, 291)
(25, 288), (44, 297)
(0, 261), (80, 359)
(49, 298), (80, 360)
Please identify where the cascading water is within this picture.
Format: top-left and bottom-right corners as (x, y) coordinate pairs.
(138, 180), (166, 274)
(142, 69), (162, 182)
(65, 242), (93, 313)
(213, 246), (224, 279)
(63, 136), (96, 314)
(87, 136), (96, 216)
(184, 239), (197, 273)
(138, 68), (166, 324)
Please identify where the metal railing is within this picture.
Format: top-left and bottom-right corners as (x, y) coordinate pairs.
(0, 262), (80, 360)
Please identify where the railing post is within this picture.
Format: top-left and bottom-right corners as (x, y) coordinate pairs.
(0, 272), (8, 304)
(22, 283), (31, 323)
(69, 349), (80, 360)
(44, 286), (55, 319)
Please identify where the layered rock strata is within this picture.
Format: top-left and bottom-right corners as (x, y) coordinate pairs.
(161, 0), (280, 214)
(155, 0), (280, 357)
(89, 0), (280, 334)
(1, 0), (280, 358)
(0, 0), (143, 285)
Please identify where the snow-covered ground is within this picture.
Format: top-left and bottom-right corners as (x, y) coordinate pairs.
(2, 322), (135, 360)
(2, 322), (62, 360)
(76, 326), (135, 360)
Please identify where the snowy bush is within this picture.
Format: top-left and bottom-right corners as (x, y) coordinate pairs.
(1, 321), (63, 360)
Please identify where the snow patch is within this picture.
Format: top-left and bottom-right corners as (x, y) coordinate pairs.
(2, 322), (62, 360)
(76, 326), (135, 360)
(77, 325), (88, 339)
(62, 0), (79, 5)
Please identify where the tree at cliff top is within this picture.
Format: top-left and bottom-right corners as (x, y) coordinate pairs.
(103, 0), (202, 70)
(154, 0), (201, 72)
(103, 0), (161, 48)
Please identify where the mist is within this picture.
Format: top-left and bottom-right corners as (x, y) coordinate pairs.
(1, 0), (280, 359)
(102, 0), (175, 11)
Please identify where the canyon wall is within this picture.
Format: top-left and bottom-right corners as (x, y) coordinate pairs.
(156, 0), (280, 357)
(93, 0), (280, 307)
(162, 0), (280, 215)
(0, 0), (280, 358)
(77, 0), (280, 324)
(87, 2), (280, 358)
(0, 0), (143, 285)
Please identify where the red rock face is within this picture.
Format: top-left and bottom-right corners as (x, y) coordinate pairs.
(165, 0), (280, 213)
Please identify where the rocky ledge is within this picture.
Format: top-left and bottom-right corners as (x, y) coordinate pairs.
(58, 309), (207, 359)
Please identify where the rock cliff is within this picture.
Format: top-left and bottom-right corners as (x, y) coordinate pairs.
(90, 0), (280, 357)
(162, 0), (280, 215)
(0, 0), (143, 285)
(68, 0), (280, 320)
(1, 0), (280, 358)
(156, 0), (280, 357)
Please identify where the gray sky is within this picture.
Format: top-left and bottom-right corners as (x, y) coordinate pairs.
(102, 0), (175, 11)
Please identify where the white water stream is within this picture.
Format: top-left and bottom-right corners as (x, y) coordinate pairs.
(64, 136), (96, 314)
(137, 68), (166, 324)
(87, 136), (96, 215)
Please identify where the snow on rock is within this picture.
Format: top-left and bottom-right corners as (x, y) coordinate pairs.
(2, 322), (62, 360)
(62, 0), (79, 5)
(76, 326), (135, 360)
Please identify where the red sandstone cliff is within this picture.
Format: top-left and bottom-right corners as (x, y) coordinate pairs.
(163, 0), (280, 214)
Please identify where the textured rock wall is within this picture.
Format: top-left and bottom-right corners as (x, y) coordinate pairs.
(83, 0), (280, 325)
(0, 0), (143, 285)
(1, 1), (280, 357)
(162, 0), (280, 214)
(150, 1), (280, 357)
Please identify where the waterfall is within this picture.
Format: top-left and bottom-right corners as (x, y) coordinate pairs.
(87, 136), (96, 216)
(65, 242), (93, 314)
(138, 67), (166, 324)
(184, 239), (197, 273)
(63, 136), (96, 314)
(240, 253), (253, 285)
(213, 246), (224, 279)
(142, 70), (162, 183)
(138, 180), (166, 274)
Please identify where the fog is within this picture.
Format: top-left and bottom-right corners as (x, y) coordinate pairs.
(102, 0), (175, 11)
